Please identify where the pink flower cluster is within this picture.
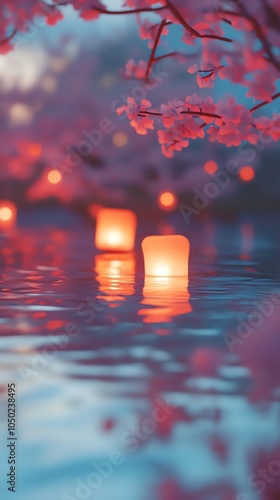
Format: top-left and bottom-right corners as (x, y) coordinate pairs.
(117, 97), (154, 135)
(1, 0), (280, 157)
(117, 94), (280, 156)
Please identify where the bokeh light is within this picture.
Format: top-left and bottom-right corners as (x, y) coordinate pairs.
(239, 166), (255, 182)
(204, 160), (218, 175)
(25, 142), (42, 157)
(0, 206), (13, 221)
(47, 170), (62, 184)
(9, 103), (33, 124)
(112, 132), (128, 148)
(0, 200), (17, 228)
(158, 191), (177, 211)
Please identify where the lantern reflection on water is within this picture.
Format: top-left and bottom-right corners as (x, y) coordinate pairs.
(95, 253), (135, 305)
(95, 208), (137, 252)
(139, 277), (192, 323)
(142, 235), (190, 277)
(0, 200), (17, 231)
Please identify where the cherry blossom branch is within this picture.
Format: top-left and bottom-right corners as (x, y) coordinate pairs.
(238, 3), (280, 72)
(90, 6), (167, 15)
(139, 110), (222, 120)
(145, 19), (166, 83)
(220, 7), (280, 71)
(0, 28), (17, 45)
(54, 2), (167, 15)
(165, 0), (232, 43)
(153, 52), (192, 62)
(250, 92), (280, 113)
(164, 0), (200, 36)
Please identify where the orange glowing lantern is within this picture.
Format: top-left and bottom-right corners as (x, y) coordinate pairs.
(0, 200), (17, 231)
(142, 235), (190, 277)
(95, 208), (137, 252)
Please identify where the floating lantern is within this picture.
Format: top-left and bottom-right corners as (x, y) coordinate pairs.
(95, 208), (137, 252)
(95, 253), (135, 304)
(0, 200), (17, 231)
(142, 235), (190, 277)
(139, 277), (192, 323)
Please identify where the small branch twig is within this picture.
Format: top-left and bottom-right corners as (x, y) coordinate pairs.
(165, 0), (232, 43)
(250, 92), (280, 113)
(145, 19), (166, 83)
(139, 110), (222, 120)
(0, 28), (17, 45)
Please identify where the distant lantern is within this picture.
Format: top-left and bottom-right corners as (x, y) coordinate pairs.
(0, 200), (17, 231)
(95, 208), (137, 252)
(142, 235), (190, 277)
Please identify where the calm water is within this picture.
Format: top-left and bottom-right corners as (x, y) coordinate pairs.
(0, 211), (280, 500)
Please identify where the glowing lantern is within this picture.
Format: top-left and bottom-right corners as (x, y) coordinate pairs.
(95, 208), (137, 252)
(142, 235), (190, 277)
(0, 200), (17, 231)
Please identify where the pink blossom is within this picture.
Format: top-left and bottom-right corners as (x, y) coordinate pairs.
(246, 71), (277, 101)
(160, 100), (184, 128)
(158, 128), (190, 158)
(117, 97), (154, 135)
(122, 59), (148, 80)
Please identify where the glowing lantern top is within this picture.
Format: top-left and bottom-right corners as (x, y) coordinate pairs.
(95, 208), (137, 252)
(142, 235), (190, 277)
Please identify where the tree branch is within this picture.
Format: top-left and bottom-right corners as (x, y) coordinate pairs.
(220, 6), (280, 71)
(250, 92), (280, 113)
(165, 0), (232, 43)
(0, 28), (17, 45)
(145, 20), (166, 83)
(91, 6), (167, 15)
(54, 2), (167, 15)
(139, 110), (222, 120)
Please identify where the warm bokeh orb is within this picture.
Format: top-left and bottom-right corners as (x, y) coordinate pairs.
(47, 170), (62, 184)
(158, 191), (177, 211)
(28, 143), (42, 157)
(112, 132), (128, 148)
(0, 207), (13, 221)
(239, 166), (255, 182)
(0, 200), (17, 228)
(204, 160), (218, 175)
